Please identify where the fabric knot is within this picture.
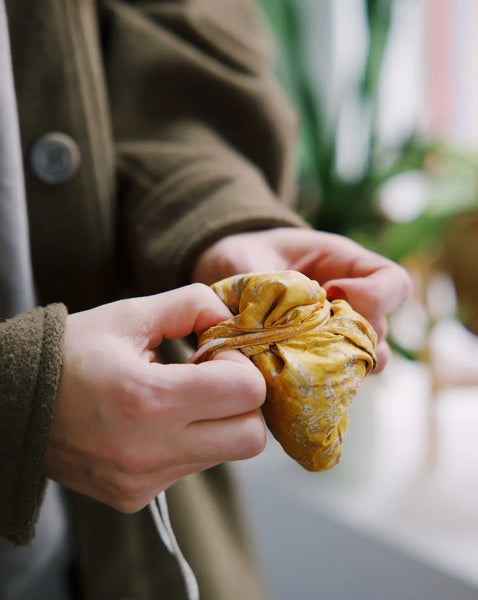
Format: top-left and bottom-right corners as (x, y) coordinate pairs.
(196, 271), (377, 472)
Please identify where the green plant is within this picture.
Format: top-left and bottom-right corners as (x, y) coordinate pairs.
(258, 0), (478, 263)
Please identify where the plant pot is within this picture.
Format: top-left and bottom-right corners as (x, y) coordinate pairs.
(441, 211), (478, 336)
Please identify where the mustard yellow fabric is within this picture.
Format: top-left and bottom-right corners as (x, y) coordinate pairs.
(197, 271), (377, 472)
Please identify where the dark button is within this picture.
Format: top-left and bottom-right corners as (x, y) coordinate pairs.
(30, 132), (81, 184)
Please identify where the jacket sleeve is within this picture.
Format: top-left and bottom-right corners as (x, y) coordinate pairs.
(101, 0), (308, 294)
(0, 304), (67, 545)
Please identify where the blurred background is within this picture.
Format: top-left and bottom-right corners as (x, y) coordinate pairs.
(235, 1), (478, 598)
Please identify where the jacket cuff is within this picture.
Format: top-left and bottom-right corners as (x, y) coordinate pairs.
(0, 304), (67, 545)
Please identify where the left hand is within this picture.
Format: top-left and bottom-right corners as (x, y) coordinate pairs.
(45, 285), (267, 512)
(191, 228), (413, 373)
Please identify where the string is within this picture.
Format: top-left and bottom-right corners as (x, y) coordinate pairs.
(149, 492), (200, 600)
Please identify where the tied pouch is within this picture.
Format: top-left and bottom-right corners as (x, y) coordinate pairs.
(195, 270), (377, 472)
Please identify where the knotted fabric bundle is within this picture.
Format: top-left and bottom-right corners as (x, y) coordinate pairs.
(195, 271), (377, 472)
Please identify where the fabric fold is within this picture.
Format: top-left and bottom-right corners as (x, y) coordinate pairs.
(197, 271), (377, 472)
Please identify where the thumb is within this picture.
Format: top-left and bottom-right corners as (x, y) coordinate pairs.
(122, 284), (232, 349)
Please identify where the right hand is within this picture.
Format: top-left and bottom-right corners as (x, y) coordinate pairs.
(192, 228), (413, 373)
(44, 284), (267, 513)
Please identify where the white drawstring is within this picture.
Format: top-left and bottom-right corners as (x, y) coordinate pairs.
(148, 340), (231, 599)
(149, 492), (200, 600)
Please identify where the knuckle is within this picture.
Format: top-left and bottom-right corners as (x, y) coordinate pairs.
(190, 282), (216, 303)
(374, 341), (391, 374)
(372, 315), (388, 342)
(116, 377), (160, 423)
(364, 293), (382, 315)
(188, 282), (226, 316)
(235, 364), (267, 409)
(386, 263), (413, 305)
(240, 414), (267, 458)
(111, 297), (144, 330)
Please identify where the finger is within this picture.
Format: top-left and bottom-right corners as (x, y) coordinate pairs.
(290, 232), (394, 281)
(323, 268), (412, 318)
(364, 313), (388, 344)
(182, 409), (267, 463)
(288, 233), (413, 314)
(148, 358), (266, 422)
(211, 349), (255, 364)
(290, 245), (413, 317)
(119, 283), (232, 348)
(373, 340), (392, 374)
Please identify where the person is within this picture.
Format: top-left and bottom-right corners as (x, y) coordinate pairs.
(0, 0), (412, 599)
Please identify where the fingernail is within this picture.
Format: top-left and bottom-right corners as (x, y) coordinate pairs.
(327, 286), (348, 301)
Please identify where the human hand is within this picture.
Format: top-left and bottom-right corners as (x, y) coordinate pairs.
(44, 285), (266, 513)
(192, 228), (413, 372)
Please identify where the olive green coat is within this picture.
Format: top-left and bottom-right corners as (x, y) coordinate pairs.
(1, 0), (306, 598)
